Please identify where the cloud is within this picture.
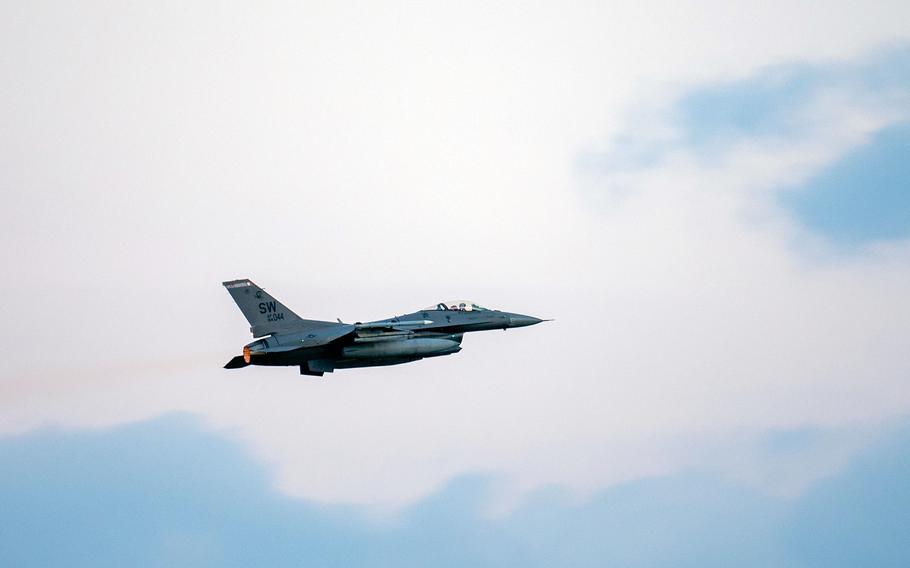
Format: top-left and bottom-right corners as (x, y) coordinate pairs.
(2, 414), (909, 567)
(2, 3), (910, 509)
(584, 48), (910, 248)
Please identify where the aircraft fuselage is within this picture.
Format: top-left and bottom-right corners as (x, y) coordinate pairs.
(222, 280), (545, 376)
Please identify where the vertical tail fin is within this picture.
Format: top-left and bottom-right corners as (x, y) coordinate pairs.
(222, 279), (312, 337)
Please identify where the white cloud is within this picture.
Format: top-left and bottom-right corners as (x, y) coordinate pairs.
(2, 1), (910, 508)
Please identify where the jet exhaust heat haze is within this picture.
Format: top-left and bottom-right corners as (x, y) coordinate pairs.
(222, 279), (546, 376)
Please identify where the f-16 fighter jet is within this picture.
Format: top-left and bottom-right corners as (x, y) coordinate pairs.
(223, 279), (547, 376)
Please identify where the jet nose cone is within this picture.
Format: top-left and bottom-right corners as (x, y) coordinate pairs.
(508, 314), (544, 328)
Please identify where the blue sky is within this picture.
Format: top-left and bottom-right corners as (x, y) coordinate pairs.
(782, 121), (910, 246)
(2, 414), (908, 567)
(591, 46), (910, 248)
(676, 48), (910, 247)
(3, 3), (910, 566)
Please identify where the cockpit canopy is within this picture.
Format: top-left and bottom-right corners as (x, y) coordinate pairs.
(423, 300), (489, 312)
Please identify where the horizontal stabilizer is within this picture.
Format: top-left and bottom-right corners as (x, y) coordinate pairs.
(224, 356), (249, 369)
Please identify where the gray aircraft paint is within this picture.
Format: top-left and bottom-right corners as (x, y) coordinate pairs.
(222, 279), (546, 376)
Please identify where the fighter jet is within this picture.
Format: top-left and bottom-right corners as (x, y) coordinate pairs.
(223, 279), (547, 376)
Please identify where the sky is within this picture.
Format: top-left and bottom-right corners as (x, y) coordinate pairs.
(2, 1), (910, 565)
